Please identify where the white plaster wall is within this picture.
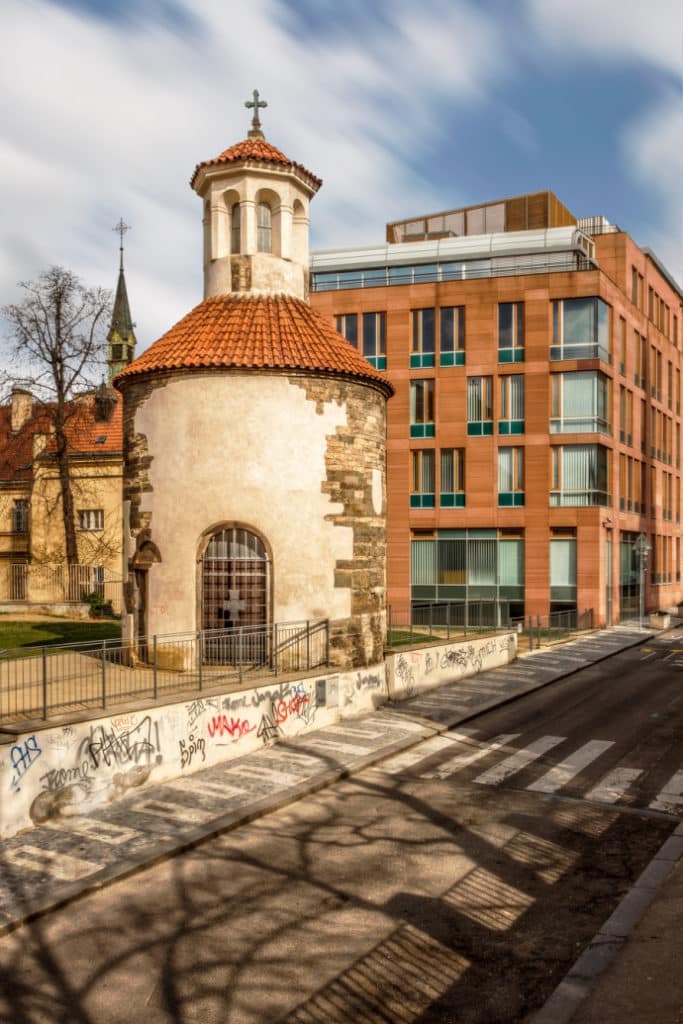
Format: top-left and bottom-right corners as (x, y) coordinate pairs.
(0, 663), (386, 839)
(133, 373), (354, 637)
(205, 253), (305, 300)
(386, 633), (517, 700)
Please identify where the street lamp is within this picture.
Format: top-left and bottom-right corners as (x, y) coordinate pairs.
(635, 532), (650, 630)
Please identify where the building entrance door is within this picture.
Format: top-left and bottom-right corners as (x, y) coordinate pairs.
(200, 528), (270, 664)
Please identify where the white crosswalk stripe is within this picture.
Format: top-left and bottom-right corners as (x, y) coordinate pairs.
(527, 740), (614, 794)
(473, 735), (565, 786)
(379, 734), (469, 775)
(421, 733), (520, 780)
(585, 767), (643, 804)
(649, 769), (683, 814)
(419, 730), (683, 816)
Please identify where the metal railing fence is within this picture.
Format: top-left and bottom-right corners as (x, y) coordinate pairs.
(387, 601), (512, 647)
(1, 562), (123, 615)
(0, 619), (329, 724)
(387, 602), (594, 651)
(518, 608), (594, 650)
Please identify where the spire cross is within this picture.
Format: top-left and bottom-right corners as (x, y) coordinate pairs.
(113, 218), (131, 270)
(245, 89), (267, 132)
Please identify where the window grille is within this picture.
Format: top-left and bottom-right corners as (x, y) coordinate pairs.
(78, 509), (104, 531)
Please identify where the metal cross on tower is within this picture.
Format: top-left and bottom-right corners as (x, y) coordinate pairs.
(113, 218), (131, 270)
(245, 89), (267, 132)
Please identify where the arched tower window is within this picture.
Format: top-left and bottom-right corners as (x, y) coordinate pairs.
(257, 202), (272, 253)
(230, 202), (241, 255)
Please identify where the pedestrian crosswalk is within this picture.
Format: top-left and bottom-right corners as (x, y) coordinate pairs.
(383, 729), (683, 816)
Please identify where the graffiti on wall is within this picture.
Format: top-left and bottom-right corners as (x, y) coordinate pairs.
(207, 715), (255, 740)
(25, 714), (163, 825)
(9, 736), (42, 794)
(390, 632), (515, 699)
(342, 670), (383, 707)
(395, 654), (416, 698)
(2, 661), (389, 839)
(179, 733), (206, 770)
(81, 716), (162, 771)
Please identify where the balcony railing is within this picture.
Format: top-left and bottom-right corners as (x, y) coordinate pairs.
(550, 343), (610, 363)
(550, 416), (611, 435)
(550, 490), (611, 507)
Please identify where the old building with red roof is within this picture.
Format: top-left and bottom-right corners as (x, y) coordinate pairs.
(115, 96), (393, 669)
(0, 386), (124, 607)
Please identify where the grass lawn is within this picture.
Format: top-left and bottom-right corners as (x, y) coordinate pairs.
(0, 618), (122, 656)
(386, 627), (496, 648)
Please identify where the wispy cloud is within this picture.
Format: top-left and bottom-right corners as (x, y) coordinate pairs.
(525, 0), (682, 78)
(524, 0), (683, 283)
(0, 0), (508, 349)
(1, 0), (680, 357)
(622, 90), (683, 281)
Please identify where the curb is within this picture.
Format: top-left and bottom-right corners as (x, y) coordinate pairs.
(530, 820), (683, 1024)
(0, 629), (653, 938)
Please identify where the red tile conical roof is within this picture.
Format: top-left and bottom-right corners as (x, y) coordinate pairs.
(114, 294), (392, 395)
(191, 137), (322, 191)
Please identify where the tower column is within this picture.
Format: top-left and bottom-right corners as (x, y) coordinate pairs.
(279, 203), (293, 260)
(243, 199), (257, 255)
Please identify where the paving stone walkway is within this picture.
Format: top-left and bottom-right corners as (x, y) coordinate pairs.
(0, 626), (648, 934)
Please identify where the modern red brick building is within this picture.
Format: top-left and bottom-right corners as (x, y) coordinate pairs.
(310, 192), (683, 626)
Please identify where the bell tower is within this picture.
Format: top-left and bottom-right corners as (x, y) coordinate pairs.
(107, 219), (137, 384)
(191, 90), (322, 301)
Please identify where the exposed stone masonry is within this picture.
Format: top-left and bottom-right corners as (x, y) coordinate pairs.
(291, 374), (389, 668)
(118, 377), (160, 614)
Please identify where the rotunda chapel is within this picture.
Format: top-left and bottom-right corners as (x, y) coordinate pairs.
(115, 98), (393, 670)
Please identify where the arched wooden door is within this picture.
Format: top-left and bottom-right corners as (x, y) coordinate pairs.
(200, 527), (270, 663)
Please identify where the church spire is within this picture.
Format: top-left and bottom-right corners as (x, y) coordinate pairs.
(107, 219), (137, 384)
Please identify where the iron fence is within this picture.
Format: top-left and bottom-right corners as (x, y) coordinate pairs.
(387, 601), (511, 647)
(1, 562), (123, 615)
(0, 619), (329, 724)
(387, 602), (594, 651)
(511, 608), (594, 650)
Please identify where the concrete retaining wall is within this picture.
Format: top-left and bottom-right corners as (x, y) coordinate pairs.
(0, 630), (517, 839)
(386, 631), (517, 699)
(0, 603), (91, 619)
(0, 663), (386, 839)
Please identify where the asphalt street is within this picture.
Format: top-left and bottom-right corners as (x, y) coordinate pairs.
(0, 632), (680, 1024)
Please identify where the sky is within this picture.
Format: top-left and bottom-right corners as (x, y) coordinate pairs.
(0, 0), (681, 355)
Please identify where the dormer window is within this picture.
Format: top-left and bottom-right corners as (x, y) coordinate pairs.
(257, 202), (272, 253)
(231, 202), (241, 255)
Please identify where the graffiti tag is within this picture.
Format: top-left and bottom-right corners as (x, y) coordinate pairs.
(179, 733), (206, 769)
(207, 715), (255, 740)
(10, 735), (42, 793)
(82, 716), (161, 770)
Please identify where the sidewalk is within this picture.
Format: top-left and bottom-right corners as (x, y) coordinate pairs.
(534, 849), (683, 1024)
(1, 624), (676, 1023)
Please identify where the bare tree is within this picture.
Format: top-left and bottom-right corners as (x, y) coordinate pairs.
(1, 266), (111, 565)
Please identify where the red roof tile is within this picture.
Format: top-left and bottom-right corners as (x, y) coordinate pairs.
(191, 137), (322, 191)
(0, 398), (122, 482)
(114, 294), (393, 395)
